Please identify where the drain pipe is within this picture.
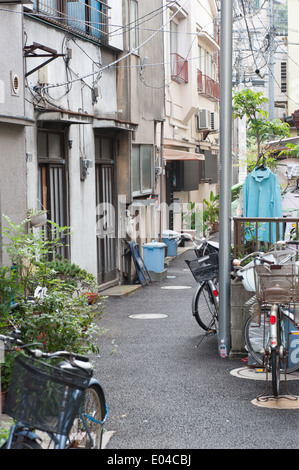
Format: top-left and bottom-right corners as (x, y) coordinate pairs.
(218, 0), (233, 357)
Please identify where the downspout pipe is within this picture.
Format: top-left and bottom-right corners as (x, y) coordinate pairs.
(218, 0), (233, 357)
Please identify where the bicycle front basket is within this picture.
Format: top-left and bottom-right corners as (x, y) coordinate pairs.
(254, 263), (299, 303)
(4, 355), (90, 436)
(186, 252), (219, 283)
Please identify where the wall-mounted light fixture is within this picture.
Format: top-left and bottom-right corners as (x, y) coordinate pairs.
(80, 158), (93, 180)
(68, 140), (73, 149)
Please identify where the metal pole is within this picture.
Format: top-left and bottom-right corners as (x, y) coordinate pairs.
(218, 0), (233, 357)
(268, 0), (275, 121)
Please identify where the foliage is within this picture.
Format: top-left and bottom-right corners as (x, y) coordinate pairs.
(0, 216), (105, 386)
(279, 143), (299, 159)
(2, 216), (71, 298)
(232, 89), (290, 167)
(244, 136), (279, 173)
(45, 260), (97, 292)
(1, 350), (22, 392)
(203, 191), (219, 231)
(181, 202), (203, 236)
(0, 267), (21, 322)
(18, 291), (103, 355)
(0, 426), (10, 447)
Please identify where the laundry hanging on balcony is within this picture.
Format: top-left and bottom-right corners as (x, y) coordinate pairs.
(243, 166), (283, 243)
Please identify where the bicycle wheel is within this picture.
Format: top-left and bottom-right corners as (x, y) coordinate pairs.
(244, 308), (299, 374)
(193, 281), (219, 332)
(1, 437), (43, 449)
(67, 384), (106, 449)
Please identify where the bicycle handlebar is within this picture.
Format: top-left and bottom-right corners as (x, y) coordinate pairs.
(0, 331), (89, 362)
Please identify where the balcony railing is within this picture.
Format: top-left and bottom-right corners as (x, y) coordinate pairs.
(32, 0), (110, 44)
(233, 217), (299, 258)
(197, 69), (220, 102)
(170, 53), (188, 84)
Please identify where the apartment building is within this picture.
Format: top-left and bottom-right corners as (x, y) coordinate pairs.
(162, 0), (220, 233)
(0, 0), (221, 284)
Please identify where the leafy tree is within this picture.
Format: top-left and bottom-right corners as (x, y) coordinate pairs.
(232, 89), (290, 167)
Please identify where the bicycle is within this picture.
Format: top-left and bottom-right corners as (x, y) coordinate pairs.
(185, 238), (220, 345)
(235, 241), (299, 397)
(0, 328), (109, 449)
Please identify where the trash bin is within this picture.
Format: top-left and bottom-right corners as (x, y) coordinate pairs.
(162, 230), (180, 257)
(142, 241), (166, 273)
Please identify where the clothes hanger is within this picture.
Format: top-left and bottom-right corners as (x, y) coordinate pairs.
(255, 157), (267, 171)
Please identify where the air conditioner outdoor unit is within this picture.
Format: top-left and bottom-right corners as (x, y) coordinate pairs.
(196, 109), (219, 132)
(210, 112), (219, 132)
(196, 109), (212, 131)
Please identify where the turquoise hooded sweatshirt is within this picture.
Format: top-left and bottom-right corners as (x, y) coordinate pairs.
(243, 167), (283, 243)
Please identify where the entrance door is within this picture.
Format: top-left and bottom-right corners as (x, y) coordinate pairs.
(95, 135), (116, 284)
(37, 129), (69, 259)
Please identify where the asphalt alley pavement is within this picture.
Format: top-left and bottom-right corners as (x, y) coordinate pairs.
(95, 249), (299, 450)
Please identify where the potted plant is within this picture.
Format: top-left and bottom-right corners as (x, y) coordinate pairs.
(203, 191), (219, 234)
(27, 208), (48, 228)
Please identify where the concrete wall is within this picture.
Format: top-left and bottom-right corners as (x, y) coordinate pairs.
(23, 16), (120, 277)
(0, 5), (30, 266)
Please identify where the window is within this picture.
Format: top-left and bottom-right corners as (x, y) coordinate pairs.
(170, 20), (188, 83)
(281, 62), (287, 93)
(132, 145), (153, 196)
(170, 21), (178, 56)
(130, 0), (138, 50)
(198, 45), (205, 75)
(197, 43), (220, 101)
(32, 0), (110, 43)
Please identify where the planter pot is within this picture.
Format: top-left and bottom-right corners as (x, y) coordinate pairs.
(83, 292), (99, 305)
(29, 211), (47, 228)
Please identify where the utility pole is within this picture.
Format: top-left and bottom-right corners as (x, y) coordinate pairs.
(268, 0), (275, 121)
(218, 0), (233, 357)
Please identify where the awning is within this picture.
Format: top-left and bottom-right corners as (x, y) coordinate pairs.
(164, 148), (205, 161)
(36, 109), (138, 131)
(93, 118), (138, 132)
(37, 110), (93, 124)
(0, 114), (34, 126)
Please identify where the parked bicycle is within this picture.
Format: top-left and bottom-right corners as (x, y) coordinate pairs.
(185, 238), (220, 345)
(0, 328), (109, 449)
(235, 241), (299, 398)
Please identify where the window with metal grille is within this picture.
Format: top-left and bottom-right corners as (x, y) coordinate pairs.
(132, 145), (153, 196)
(32, 0), (110, 43)
(37, 130), (69, 259)
(281, 62), (287, 93)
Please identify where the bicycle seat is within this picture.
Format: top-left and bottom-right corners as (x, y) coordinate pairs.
(59, 359), (93, 377)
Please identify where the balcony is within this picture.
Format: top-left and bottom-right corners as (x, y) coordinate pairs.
(170, 53), (188, 84)
(31, 0), (110, 44)
(233, 217), (299, 258)
(197, 69), (220, 102)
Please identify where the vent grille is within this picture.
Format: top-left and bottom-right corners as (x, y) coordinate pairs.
(11, 72), (20, 95)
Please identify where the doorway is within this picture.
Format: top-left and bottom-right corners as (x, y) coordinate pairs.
(95, 135), (117, 284)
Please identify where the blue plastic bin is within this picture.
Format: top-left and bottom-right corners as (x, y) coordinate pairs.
(142, 241), (166, 273)
(162, 230), (180, 257)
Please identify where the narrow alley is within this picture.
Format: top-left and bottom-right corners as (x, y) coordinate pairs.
(96, 249), (299, 450)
